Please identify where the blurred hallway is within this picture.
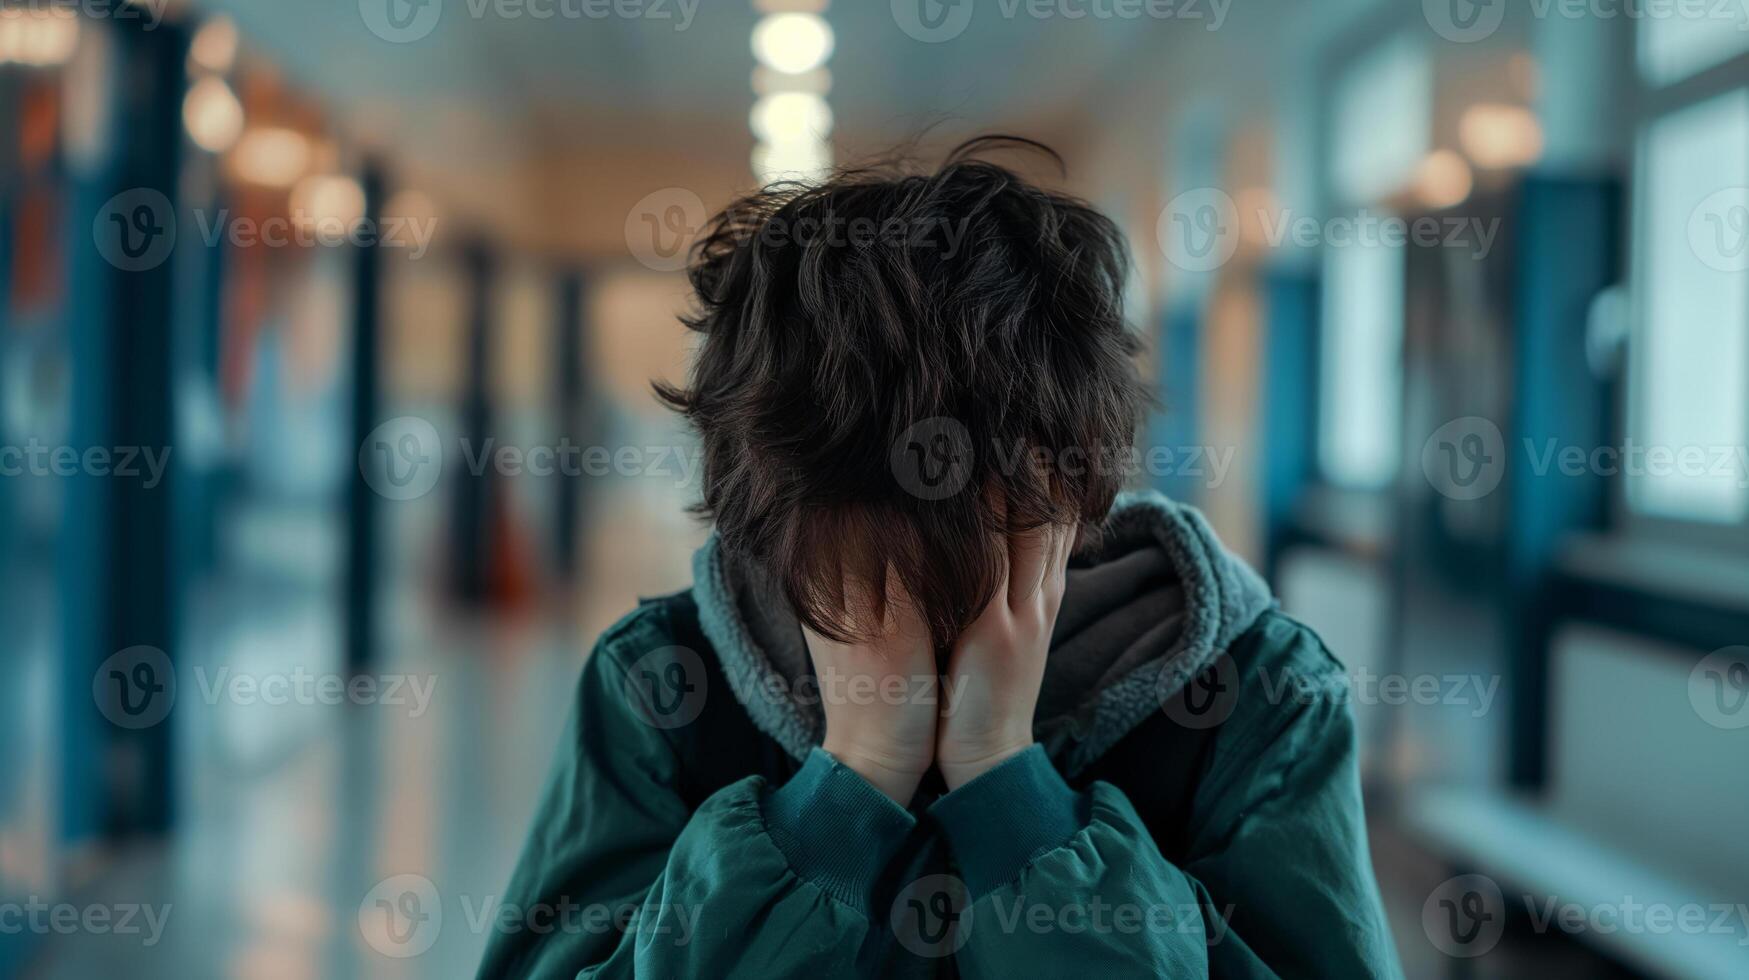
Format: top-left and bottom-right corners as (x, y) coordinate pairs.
(4, 1), (1749, 977)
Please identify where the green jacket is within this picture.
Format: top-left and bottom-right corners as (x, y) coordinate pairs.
(479, 492), (1401, 978)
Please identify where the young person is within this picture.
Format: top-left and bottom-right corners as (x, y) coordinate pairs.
(479, 138), (1401, 978)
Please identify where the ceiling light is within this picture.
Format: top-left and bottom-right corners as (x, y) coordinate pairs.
(230, 127), (311, 188)
(290, 174), (367, 237)
(189, 16), (239, 75)
(1414, 149), (1473, 209)
(1459, 104), (1543, 169)
(749, 91), (832, 144)
(751, 12), (834, 74)
(183, 76), (245, 153)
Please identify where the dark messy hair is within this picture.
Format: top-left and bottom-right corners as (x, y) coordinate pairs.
(656, 136), (1147, 651)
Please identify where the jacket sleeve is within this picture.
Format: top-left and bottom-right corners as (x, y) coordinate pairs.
(928, 632), (1401, 979)
(477, 612), (915, 979)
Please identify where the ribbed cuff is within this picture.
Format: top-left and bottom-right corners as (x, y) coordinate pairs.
(927, 745), (1086, 898)
(763, 747), (916, 913)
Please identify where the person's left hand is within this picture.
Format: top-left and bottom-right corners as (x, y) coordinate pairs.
(936, 522), (1074, 791)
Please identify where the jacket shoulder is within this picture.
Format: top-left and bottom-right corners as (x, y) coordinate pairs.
(584, 589), (792, 807)
(590, 589), (699, 658)
(1226, 608), (1351, 698)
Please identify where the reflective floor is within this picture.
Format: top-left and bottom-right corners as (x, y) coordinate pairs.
(17, 479), (700, 980)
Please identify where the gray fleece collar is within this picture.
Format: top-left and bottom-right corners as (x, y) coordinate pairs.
(690, 490), (1276, 778)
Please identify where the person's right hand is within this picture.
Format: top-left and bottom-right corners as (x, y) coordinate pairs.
(802, 570), (939, 806)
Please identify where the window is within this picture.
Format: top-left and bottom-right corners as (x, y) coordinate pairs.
(1318, 31), (1427, 489)
(1638, 12), (1749, 86)
(1330, 33), (1433, 206)
(1629, 44), (1749, 526)
(1631, 91), (1749, 523)
(1320, 234), (1406, 488)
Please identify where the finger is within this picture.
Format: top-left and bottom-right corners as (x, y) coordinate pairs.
(1008, 522), (1052, 609)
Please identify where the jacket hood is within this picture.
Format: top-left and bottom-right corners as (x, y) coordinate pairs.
(690, 489), (1275, 778)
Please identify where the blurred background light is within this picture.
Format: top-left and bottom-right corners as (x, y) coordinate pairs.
(183, 76), (246, 154)
(1413, 149), (1473, 209)
(229, 126), (312, 188)
(289, 174), (367, 235)
(751, 12), (834, 75)
(188, 15), (239, 76)
(749, 91), (832, 144)
(749, 3), (833, 185)
(1459, 103), (1545, 169)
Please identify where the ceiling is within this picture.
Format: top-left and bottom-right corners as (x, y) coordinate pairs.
(186, 0), (1362, 252)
